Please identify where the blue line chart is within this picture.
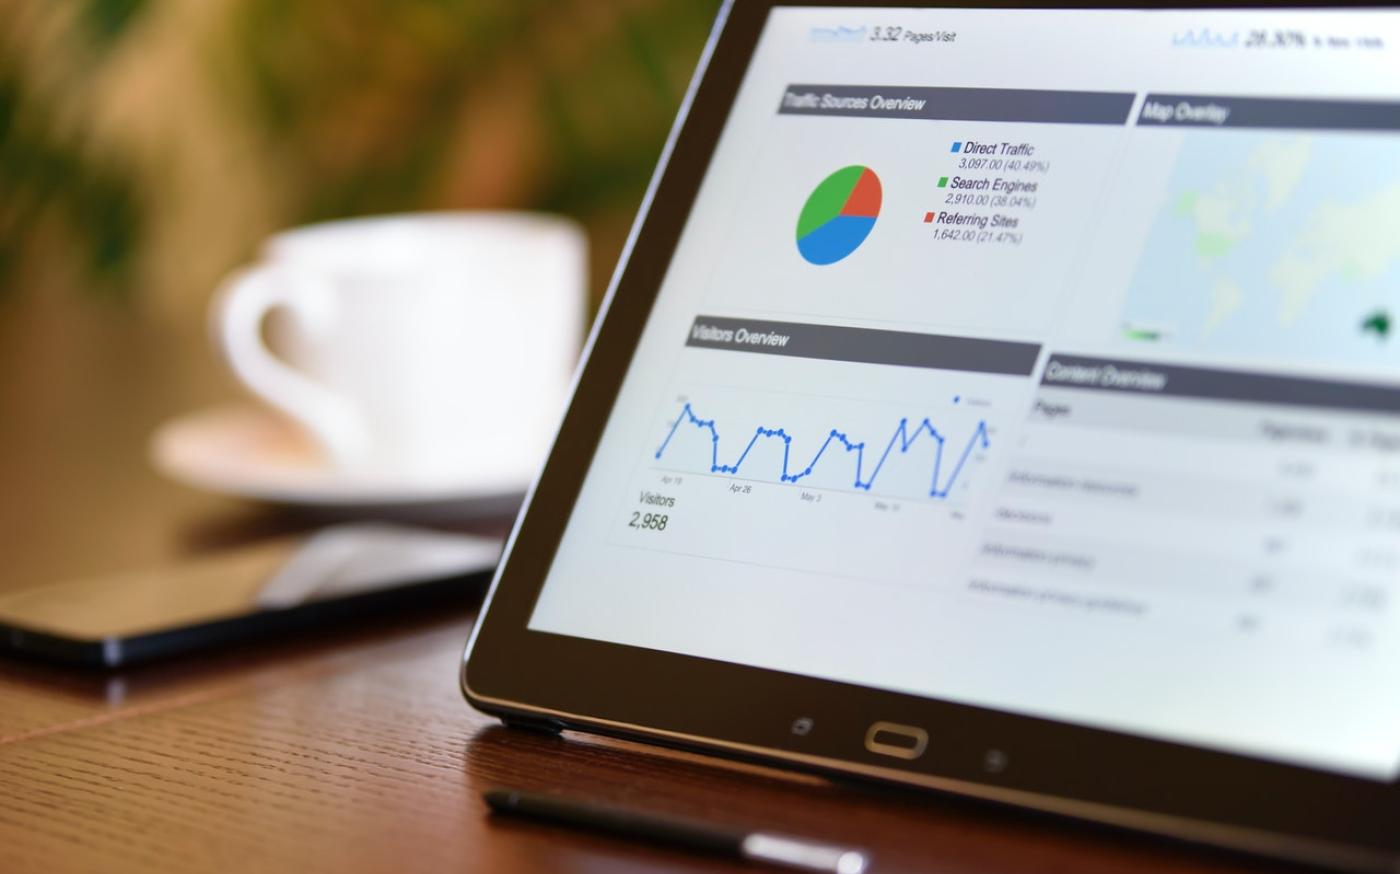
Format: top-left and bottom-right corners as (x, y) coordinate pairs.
(1171, 28), (1240, 48)
(653, 402), (989, 499)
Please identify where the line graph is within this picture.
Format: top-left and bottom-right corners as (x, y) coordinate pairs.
(653, 401), (989, 499)
(1171, 27), (1240, 48)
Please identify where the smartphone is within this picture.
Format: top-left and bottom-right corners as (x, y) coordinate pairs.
(0, 524), (499, 667)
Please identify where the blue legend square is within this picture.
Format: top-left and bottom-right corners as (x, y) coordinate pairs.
(951, 141), (962, 153)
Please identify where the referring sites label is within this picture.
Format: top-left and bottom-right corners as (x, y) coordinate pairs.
(922, 139), (1053, 246)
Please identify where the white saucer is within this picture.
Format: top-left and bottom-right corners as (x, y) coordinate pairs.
(150, 403), (531, 511)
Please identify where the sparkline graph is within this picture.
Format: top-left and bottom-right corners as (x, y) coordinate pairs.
(653, 402), (990, 499)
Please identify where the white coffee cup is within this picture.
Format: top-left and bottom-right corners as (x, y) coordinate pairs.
(212, 212), (586, 489)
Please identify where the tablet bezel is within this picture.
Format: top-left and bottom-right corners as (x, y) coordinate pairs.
(463, 3), (1400, 869)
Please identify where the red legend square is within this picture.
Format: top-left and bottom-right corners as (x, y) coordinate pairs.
(923, 211), (935, 223)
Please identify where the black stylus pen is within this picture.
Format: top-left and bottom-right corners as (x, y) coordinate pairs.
(484, 788), (871, 873)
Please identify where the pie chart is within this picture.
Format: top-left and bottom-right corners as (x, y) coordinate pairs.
(796, 165), (882, 265)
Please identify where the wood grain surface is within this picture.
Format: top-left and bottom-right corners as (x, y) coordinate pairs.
(0, 601), (1294, 874)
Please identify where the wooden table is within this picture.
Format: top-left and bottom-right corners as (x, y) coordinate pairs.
(0, 596), (1294, 874)
(0, 292), (1287, 873)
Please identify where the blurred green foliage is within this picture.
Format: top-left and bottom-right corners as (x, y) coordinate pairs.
(0, 0), (150, 299)
(0, 0), (718, 303)
(79, 0), (148, 44)
(222, 0), (716, 223)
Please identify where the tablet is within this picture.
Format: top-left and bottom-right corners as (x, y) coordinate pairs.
(462, 3), (1400, 869)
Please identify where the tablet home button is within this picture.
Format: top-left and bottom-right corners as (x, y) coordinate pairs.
(864, 721), (928, 760)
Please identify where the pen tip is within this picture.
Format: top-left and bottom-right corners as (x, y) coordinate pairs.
(837, 849), (870, 874)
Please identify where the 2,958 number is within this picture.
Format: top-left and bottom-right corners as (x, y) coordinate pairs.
(628, 512), (669, 531)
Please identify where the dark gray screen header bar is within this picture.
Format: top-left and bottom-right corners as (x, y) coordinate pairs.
(687, 316), (1040, 376)
(779, 85), (1135, 125)
(1041, 354), (1400, 415)
(1138, 93), (1400, 131)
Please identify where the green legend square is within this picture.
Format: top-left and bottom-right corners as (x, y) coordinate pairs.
(938, 176), (949, 188)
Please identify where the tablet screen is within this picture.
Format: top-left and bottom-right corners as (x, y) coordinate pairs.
(528, 6), (1400, 782)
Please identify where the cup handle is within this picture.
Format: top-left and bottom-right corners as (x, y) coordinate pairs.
(211, 264), (367, 467)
